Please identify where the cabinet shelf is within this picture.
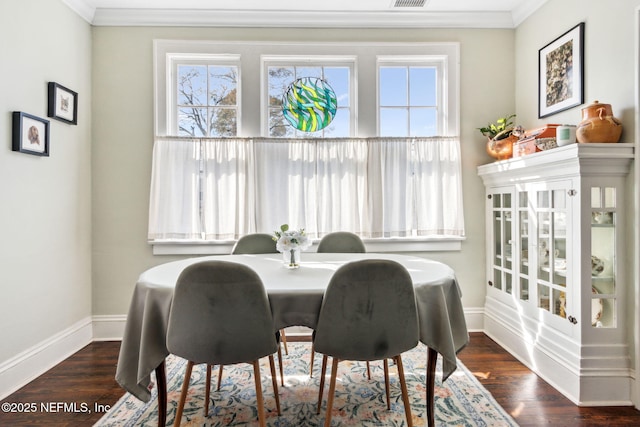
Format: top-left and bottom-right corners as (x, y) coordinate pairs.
(540, 267), (567, 277)
(591, 223), (614, 229)
(592, 275), (614, 281)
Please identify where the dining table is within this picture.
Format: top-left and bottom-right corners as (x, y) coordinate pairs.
(115, 252), (469, 427)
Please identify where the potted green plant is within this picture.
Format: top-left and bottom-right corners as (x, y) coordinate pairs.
(478, 114), (517, 160)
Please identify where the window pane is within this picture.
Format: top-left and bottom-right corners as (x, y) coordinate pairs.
(178, 107), (207, 136)
(410, 108), (437, 136)
(323, 108), (349, 137)
(325, 67), (350, 107)
(380, 108), (408, 137)
(269, 108), (294, 137)
(267, 64), (351, 138)
(209, 108), (237, 137)
(380, 67), (407, 106)
(296, 66), (322, 79)
(268, 67), (294, 107)
(209, 66), (237, 106)
(410, 67), (436, 106)
(177, 65), (207, 106)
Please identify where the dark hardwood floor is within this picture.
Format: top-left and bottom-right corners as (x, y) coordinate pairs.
(1, 333), (639, 426)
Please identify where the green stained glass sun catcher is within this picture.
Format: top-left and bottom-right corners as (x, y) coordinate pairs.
(282, 77), (337, 132)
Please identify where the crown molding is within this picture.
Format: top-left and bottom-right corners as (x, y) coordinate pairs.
(60, 0), (95, 23)
(91, 9), (516, 28)
(511, 0), (547, 27)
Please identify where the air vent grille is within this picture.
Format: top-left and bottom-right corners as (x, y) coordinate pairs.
(393, 0), (427, 8)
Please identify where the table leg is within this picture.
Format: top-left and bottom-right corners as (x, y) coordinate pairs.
(155, 360), (167, 427)
(426, 347), (437, 427)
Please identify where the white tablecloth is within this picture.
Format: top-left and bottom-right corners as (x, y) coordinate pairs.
(116, 253), (469, 402)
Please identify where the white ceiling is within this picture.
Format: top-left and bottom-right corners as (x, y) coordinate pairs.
(62, 0), (547, 28)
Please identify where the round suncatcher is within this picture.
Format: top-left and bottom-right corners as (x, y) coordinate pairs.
(282, 77), (337, 132)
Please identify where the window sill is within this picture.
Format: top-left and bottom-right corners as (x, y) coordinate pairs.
(150, 237), (464, 255)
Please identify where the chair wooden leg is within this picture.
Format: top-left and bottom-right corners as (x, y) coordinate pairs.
(383, 359), (391, 410)
(426, 347), (437, 427)
(277, 345), (284, 386)
(324, 358), (340, 427)
(268, 355), (281, 415)
(252, 360), (267, 427)
(366, 361), (371, 380)
(205, 364), (212, 417)
(395, 355), (413, 427)
(316, 354), (328, 414)
(174, 361), (194, 427)
(309, 345), (315, 378)
(280, 328), (289, 355)
(217, 365), (224, 391)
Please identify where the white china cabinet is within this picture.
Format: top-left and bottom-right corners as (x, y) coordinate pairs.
(478, 143), (634, 405)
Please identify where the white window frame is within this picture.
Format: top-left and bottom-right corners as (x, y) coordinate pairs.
(152, 40), (462, 254)
(260, 55), (357, 137)
(165, 53), (242, 137)
(377, 55), (447, 137)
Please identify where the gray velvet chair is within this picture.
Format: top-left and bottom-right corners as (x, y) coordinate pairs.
(230, 233), (288, 384)
(166, 261), (281, 427)
(313, 259), (419, 427)
(316, 231), (366, 253)
(231, 233), (279, 254)
(311, 231), (367, 378)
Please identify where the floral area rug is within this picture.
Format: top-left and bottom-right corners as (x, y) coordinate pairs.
(95, 342), (517, 426)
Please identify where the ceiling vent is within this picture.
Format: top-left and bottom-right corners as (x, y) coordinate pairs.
(392, 0), (427, 8)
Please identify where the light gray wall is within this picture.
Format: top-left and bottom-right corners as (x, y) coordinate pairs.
(91, 26), (515, 315)
(516, 0), (638, 137)
(0, 0), (92, 363)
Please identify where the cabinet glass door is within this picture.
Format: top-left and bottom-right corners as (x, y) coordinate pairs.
(517, 191), (529, 301)
(591, 186), (616, 328)
(536, 187), (568, 319)
(490, 191), (513, 295)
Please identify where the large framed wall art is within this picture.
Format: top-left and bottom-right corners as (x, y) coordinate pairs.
(538, 22), (585, 118)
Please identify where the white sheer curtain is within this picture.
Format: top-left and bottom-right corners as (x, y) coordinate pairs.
(148, 136), (465, 241)
(148, 138), (202, 240)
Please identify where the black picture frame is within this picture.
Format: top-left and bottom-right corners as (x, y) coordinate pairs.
(538, 22), (585, 118)
(48, 82), (78, 125)
(12, 111), (50, 156)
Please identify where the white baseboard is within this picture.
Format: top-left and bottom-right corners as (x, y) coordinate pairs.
(92, 315), (127, 341)
(0, 317), (93, 401)
(461, 307), (484, 332)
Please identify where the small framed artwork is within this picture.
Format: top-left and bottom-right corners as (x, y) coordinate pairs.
(48, 82), (78, 125)
(538, 22), (585, 118)
(12, 111), (50, 156)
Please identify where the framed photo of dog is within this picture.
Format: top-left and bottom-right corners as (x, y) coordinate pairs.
(12, 112), (50, 156)
(48, 82), (78, 125)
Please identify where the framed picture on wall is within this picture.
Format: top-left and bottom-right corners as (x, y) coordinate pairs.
(48, 82), (78, 125)
(12, 111), (50, 156)
(538, 22), (585, 118)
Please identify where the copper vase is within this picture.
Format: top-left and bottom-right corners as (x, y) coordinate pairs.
(576, 100), (622, 143)
(486, 134), (517, 160)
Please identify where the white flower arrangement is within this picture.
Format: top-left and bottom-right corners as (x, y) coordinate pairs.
(273, 224), (312, 253)
(273, 224), (312, 269)
(273, 224), (311, 252)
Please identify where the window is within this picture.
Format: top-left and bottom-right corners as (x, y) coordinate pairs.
(263, 58), (353, 137)
(152, 41), (463, 254)
(176, 64), (239, 137)
(379, 59), (443, 137)
(163, 53), (241, 137)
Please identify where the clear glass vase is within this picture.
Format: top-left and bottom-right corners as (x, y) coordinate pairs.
(283, 248), (301, 269)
